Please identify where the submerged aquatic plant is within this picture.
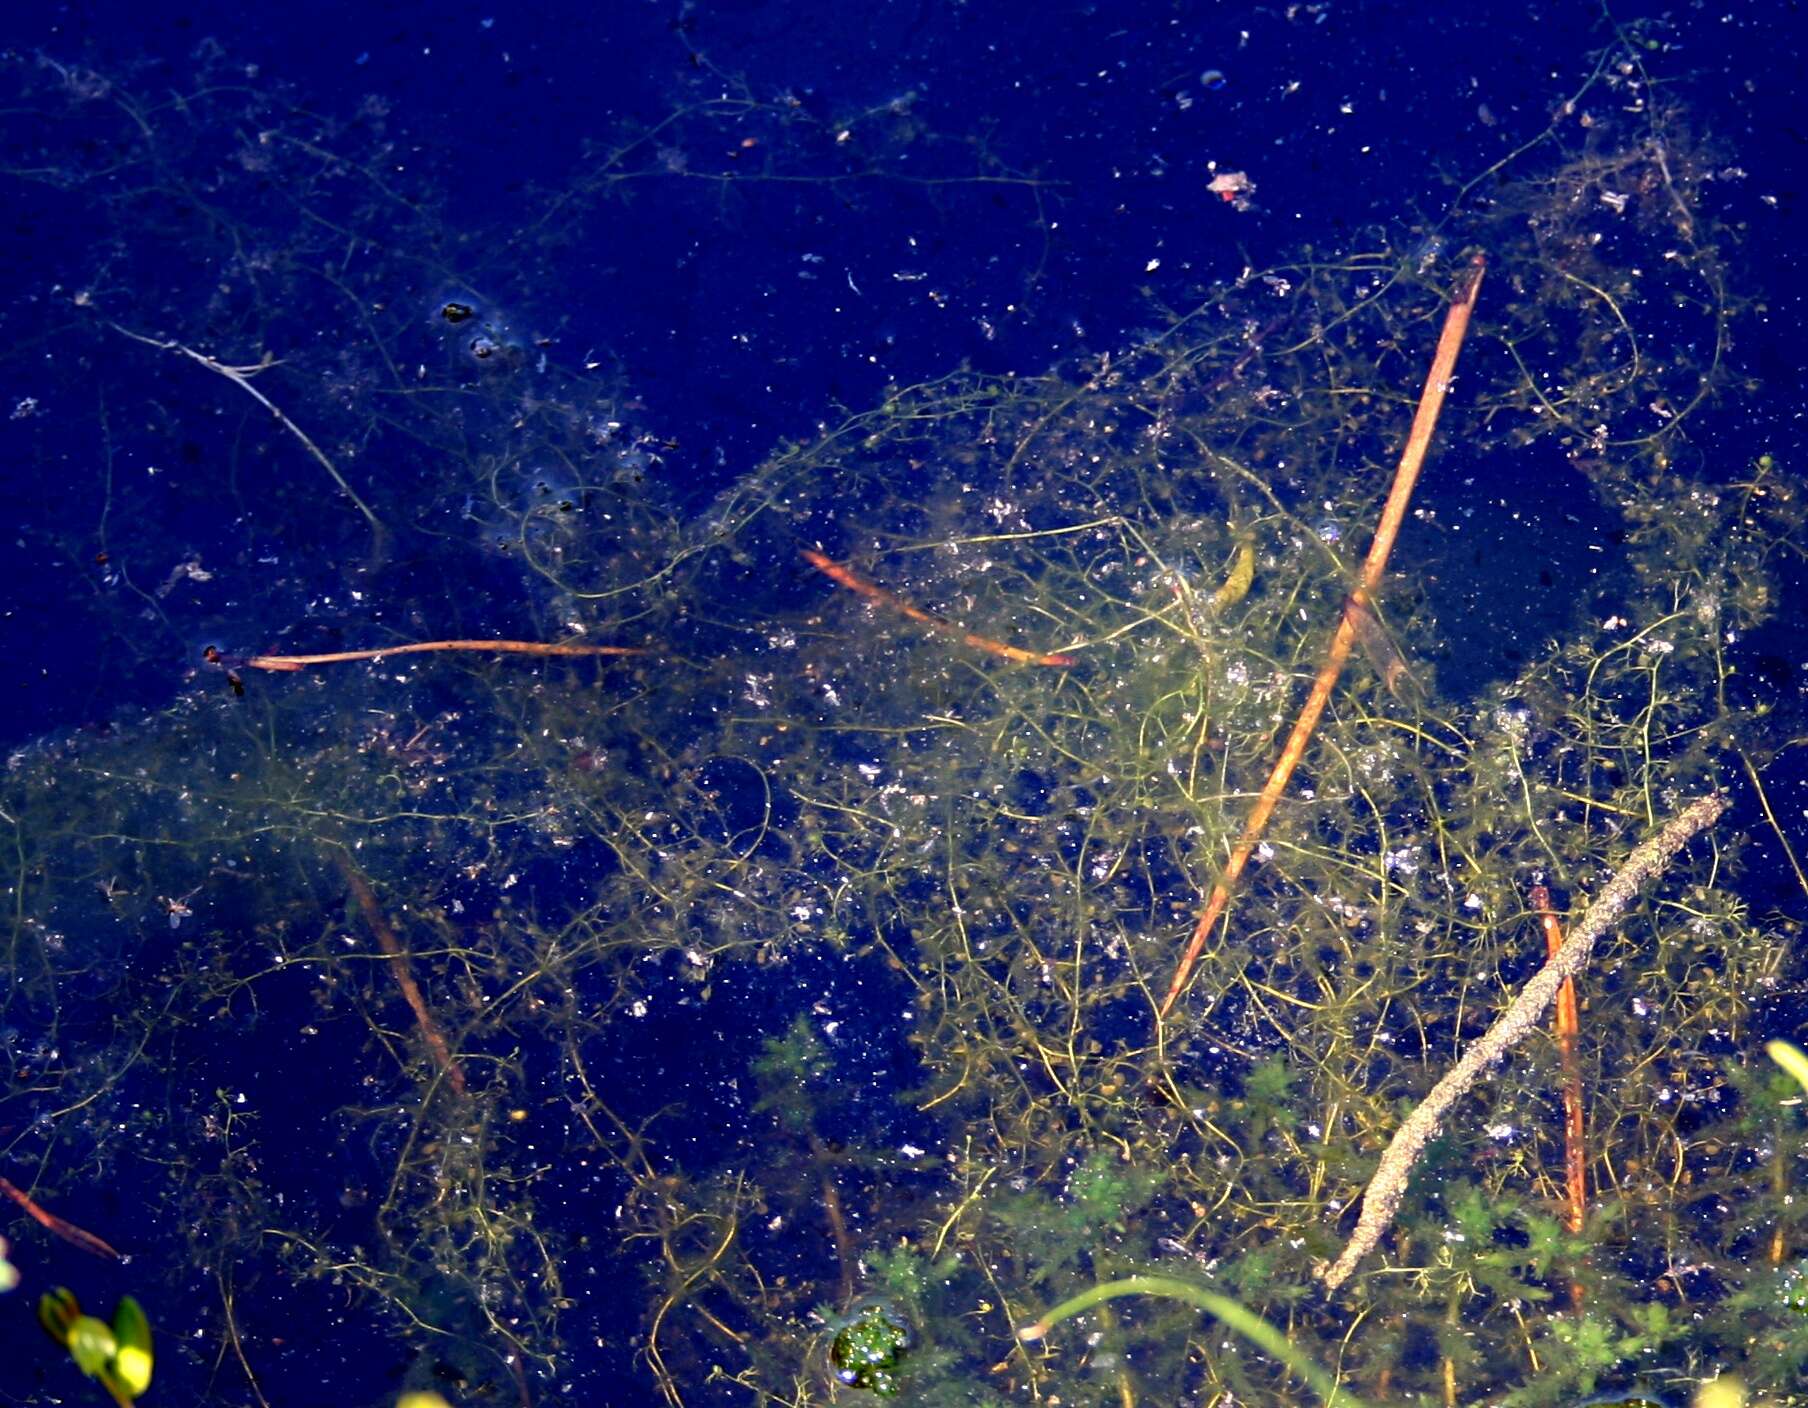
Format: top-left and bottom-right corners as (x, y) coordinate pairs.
(0, 19), (1801, 1408)
(38, 1289), (153, 1407)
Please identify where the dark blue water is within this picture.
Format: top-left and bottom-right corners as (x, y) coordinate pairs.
(3, 2), (1805, 1404)
(4, 0), (1794, 748)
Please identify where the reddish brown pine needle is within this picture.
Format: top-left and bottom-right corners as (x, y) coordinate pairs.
(801, 549), (1077, 667)
(0, 1175), (122, 1260)
(236, 639), (645, 672)
(1159, 255), (1485, 1019)
(1532, 884), (1587, 1238)
(336, 854), (468, 1096)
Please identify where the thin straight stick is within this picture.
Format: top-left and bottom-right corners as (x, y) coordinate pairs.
(0, 1175), (121, 1259)
(334, 852), (467, 1096)
(232, 639), (646, 672)
(1531, 884), (1587, 1237)
(801, 549), (1077, 667)
(1159, 255), (1486, 1018)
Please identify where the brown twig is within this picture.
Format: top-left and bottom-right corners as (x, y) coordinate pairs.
(1531, 884), (1587, 1238)
(333, 852), (468, 1096)
(808, 1130), (857, 1305)
(1158, 255), (1486, 1019)
(1320, 794), (1727, 1291)
(801, 549), (1078, 667)
(0, 1175), (121, 1260)
(228, 640), (645, 673)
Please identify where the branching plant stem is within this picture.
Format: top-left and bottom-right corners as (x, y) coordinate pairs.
(108, 322), (389, 554)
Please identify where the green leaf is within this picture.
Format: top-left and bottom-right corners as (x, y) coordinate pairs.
(1447, 1182), (1497, 1245)
(37, 1286), (82, 1347)
(1634, 1298), (1672, 1343)
(1768, 1040), (1808, 1098)
(66, 1313), (117, 1378)
(38, 1288), (153, 1401)
(1068, 1152), (1159, 1223)
(1244, 1057), (1293, 1105)
(108, 1296), (153, 1396)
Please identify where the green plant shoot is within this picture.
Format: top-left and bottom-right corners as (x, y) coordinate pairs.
(38, 1287), (153, 1406)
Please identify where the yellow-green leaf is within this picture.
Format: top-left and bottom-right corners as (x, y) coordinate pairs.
(1766, 1040), (1808, 1098)
(109, 1298), (153, 1396)
(66, 1313), (117, 1378)
(37, 1287), (82, 1347)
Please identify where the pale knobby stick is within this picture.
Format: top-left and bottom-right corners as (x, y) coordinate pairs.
(1321, 793), (1728, 1290)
